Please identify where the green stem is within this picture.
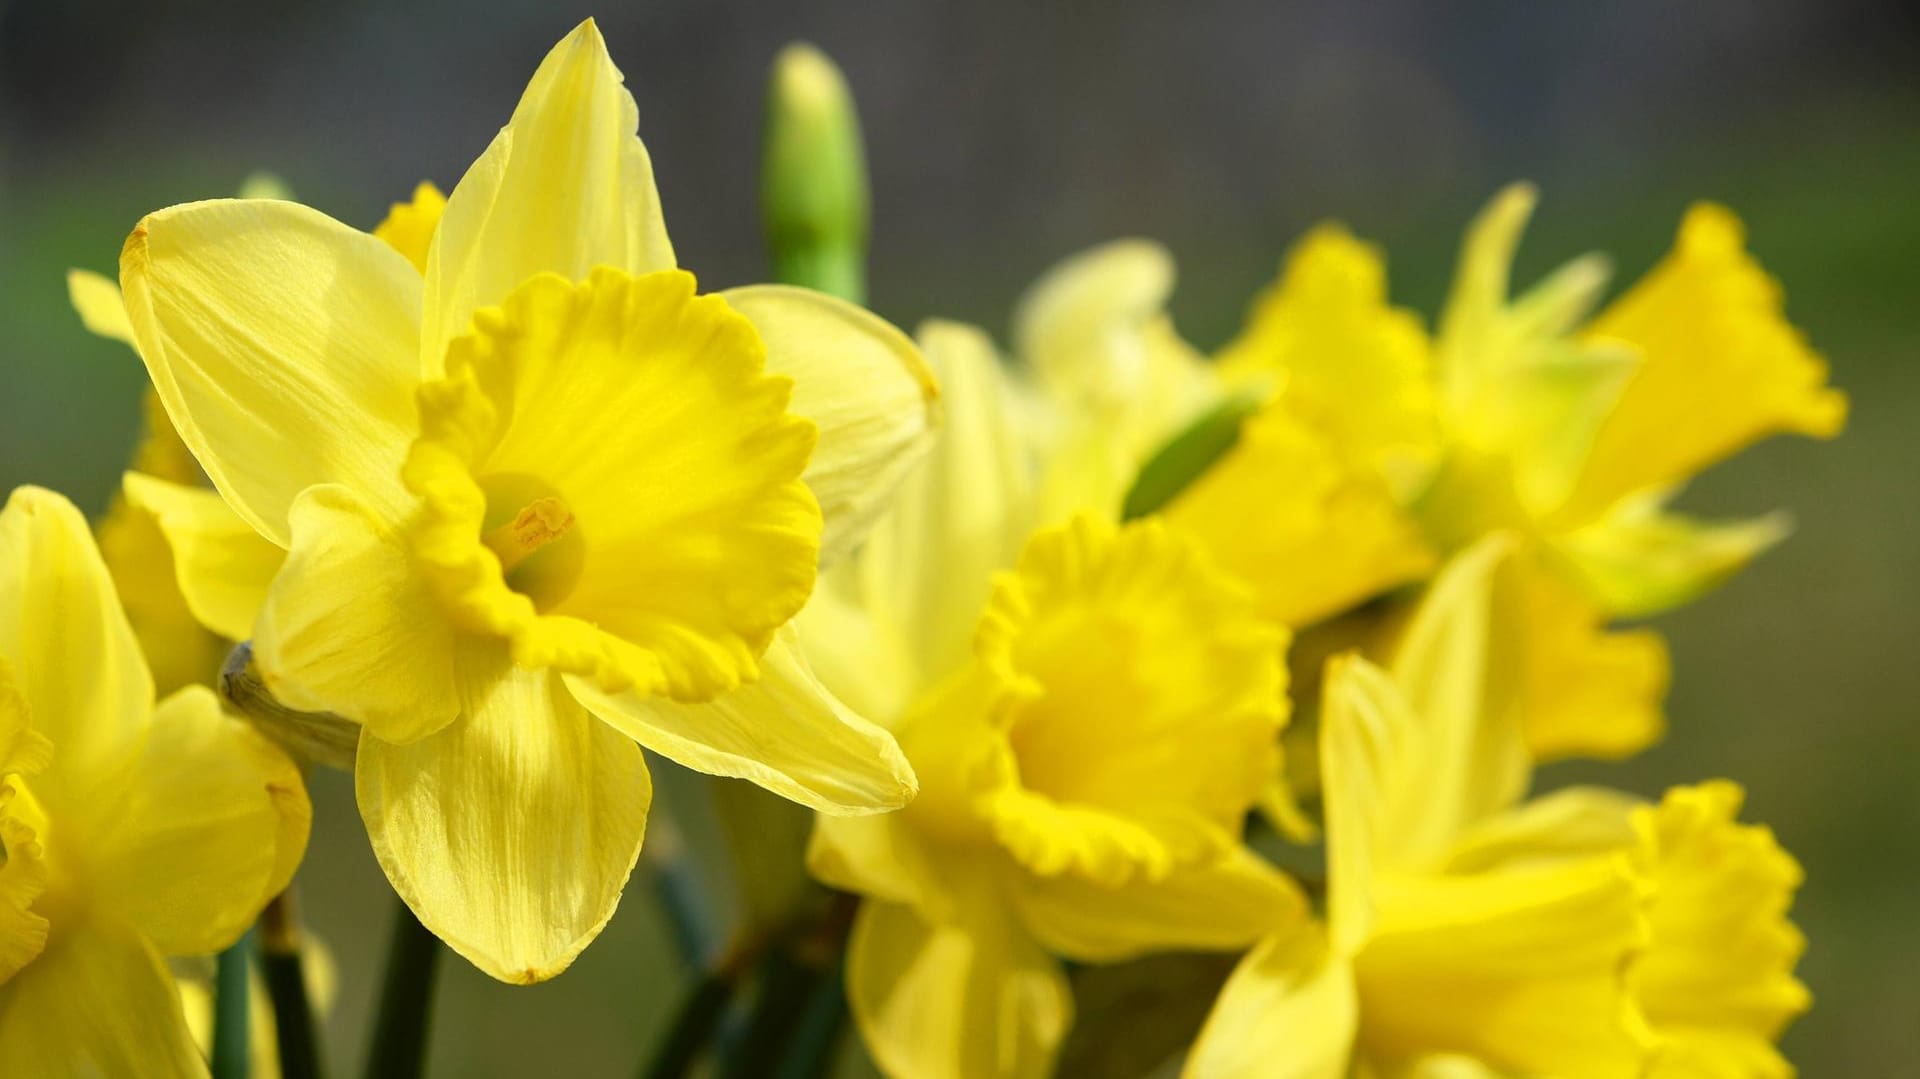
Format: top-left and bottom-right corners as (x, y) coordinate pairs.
(721, 949), (828, 1079)
(363, 897), (442, 1079)
(636, 961), (746, 1079)
(771, 957), (849, 1079)
(259, 889), (326, 1079)
(210, 930), (254, 1079)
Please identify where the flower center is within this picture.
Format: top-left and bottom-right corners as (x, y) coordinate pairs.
(478, 473), (586, 612)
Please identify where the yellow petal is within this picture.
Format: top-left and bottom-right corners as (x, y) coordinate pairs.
(66, 269), (135, 345)
(1377, 537), (1531, 868)
(252, 484), (461, 743)
(120, 198), (424, 547)
(406, 268), (820, 702)
(1513, 556), (1670, 761)
(1170, 403), (1434, 627)
(847, 896), (1071, 1079)
(0, 488), (150, 783)
(0, 662), (52, 780)
(1009, 843), (1305, 963)
(423, 18), (674, 367)
(565, 625), (917, 815)
(1014, 238), (1175, 413)
(1183, 922), (1358, 1079)
(1217, 224), (1437, 486)
(97, 481), (227, 697)
(847, 318), (1034, 693)
(721, 285), (940, 567)
(373, 181), (447, 273)
(1441, 786), (1641, 874)
(1632, 782), (1808, 1075)
(791, 568), (921, 727)
(1551, 490), (1791, 619)
(78, 686), (309, 956)
(122, 473), (284, 642)
(1564, 204), (1847, 520)
(0, 913), (205, 1078)
(808, 808), (955, 915)
(1357, 857), (1654, 1076)
(355, 642), (651, 983)
(1318, 655), (1408, 953)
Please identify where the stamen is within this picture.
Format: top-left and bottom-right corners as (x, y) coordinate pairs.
(483, 497), (576, 575)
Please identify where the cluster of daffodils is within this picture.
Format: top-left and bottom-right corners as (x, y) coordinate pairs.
(5, 17), (1837, 1079)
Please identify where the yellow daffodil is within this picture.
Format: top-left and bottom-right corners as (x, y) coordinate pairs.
(1175, 186), (1843, 760)
(812, 514), (1304, 1079)
(1183, 539), (1808, 1079)
(117, 19), (935, 983)
(0, 486), (311, 1075)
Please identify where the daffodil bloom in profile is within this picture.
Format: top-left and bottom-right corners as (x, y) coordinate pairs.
(812, 514), (1304, 1079)
(0, 486), (311, 1076)
(1171, 186), (1845, 760)
(118, 19), (935, 982)
(1183, 539), (1808, 1079)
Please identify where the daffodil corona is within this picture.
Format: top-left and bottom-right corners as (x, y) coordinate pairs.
(813, 515), (1303, 1079)
(0, 487), (311, 1075)
(117, 20), (936, 982)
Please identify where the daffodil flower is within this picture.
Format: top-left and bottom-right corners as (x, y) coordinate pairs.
(0, 486), (311, 1076)
(1183, 539), (1808, 1079)
(1175, 186), (1843, 760)
(812, 514), (1304, 1079)
(117, 20), (935, 982)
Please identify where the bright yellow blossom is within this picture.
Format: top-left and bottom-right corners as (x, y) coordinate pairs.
(117, 20), (935, 982)
(812, 515), (1304, 1079)
(1184, 540), (1808, 1078)
(0, 487), (311, 1076)
(1175, 186), (1843, 760)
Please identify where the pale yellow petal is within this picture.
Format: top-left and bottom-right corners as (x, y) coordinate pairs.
(1564, 204), (1847, 520)
(720, 284), (939, 566)
(807, 808), (955, 915)
(830, 317), (1032, 686)
(1015, 238), (1175, 413)
(566, 625), (917, 815)
(1010, 843), (1305, 963)
(120, 198), (423, 546)
(122, 473), (284, 642)
(0, 913), (206, 1078)
(1170, 403), (1434, 627)
(253, 484), (461, 743)
(1318, 655), (1409, 953)
(1377, 537), (1531, 867)
(66, 269), (135, 345)
(847, 896), (1071, 1079)
(1183, 921), (1357, 1079)
(1551, 491), (1791, 619)
(423, 18), (674, 367)
(406, 268), (819, 702)
(78, 686), (310, 956)
(791, 567), (921, 727)
(1357, 858), (1654, 1076)
(373, 181), (447, 273)
(0, 488), (150, 785)
(1442, 786), (1641, 874)
(355, 643), (651, 983)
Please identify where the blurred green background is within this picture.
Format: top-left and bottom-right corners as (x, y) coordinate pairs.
(2, 1), (1916, 1074)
